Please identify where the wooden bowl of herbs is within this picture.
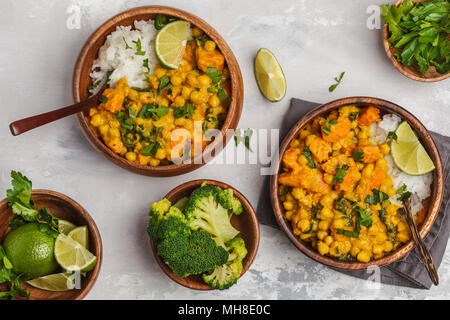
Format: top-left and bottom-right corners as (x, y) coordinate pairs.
(382, 0), (449, 82)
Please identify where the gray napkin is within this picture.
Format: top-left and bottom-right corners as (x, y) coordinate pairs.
(257, 98), (450, 289)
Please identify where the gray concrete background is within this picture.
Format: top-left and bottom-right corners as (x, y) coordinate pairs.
(0, 0), (449, 299)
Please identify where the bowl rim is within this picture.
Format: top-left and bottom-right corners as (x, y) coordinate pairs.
(382, 0), (450, 82)
(72, 5), (244, 176)
(149, 179), (260, 290)
(0, 189), (103, 300)
(270, 96), (444, 270)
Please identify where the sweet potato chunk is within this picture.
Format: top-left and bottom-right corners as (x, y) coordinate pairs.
(309, 137), (332, 163)
(322, 118), (352, 143)
(358, 106), (381, 126)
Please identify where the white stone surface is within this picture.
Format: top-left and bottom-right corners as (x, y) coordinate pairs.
(0, 0), (449, 300)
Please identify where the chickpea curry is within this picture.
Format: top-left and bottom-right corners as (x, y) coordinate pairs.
(88, 25), (231, 167)
(278, 105), (413, 263)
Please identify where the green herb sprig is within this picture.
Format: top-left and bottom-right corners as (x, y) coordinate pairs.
(328, 72), (345, 92)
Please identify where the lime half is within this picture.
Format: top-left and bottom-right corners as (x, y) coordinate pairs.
(391, 121), (435, 175)
(58, 219), (76, 235)
(54, 234), (97, 272)
(254, 48), (286, 102)
(68, 226), (89, 249)
(155, 20), (192, 69)
(27, 273), (76, 291)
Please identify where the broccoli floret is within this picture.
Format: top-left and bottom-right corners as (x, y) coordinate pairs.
(157, 230), (229, 278)
(148, 198), (172, 240)
(184, 184), (239, 245)
(148, 198), (229, 278)
(202, 237), (248, 290)
(216, 188), (243, 215)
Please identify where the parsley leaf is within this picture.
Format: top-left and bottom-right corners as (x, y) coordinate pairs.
(143, 58), (150, 73)
(337, 206), (372, 238)
(132, 38), (146, 56)
(387, 131), (398, 142)
(364, 189), (389, 205)
(328, 71), (345, 92)
(302, 147), (316, 168)
(99, 95), (108, 104)
(351, 150), (364, 163)
(396, 184), (412, 202)
(348, 111), (360, 121)
(158, 75), (172, 95)
(332, 164), (349, 184)
(173, 103), (196, 119)
(123, 37), (132, 49)
(206, 67), (222, 85)
(140, 142), (160, 156)
(138, 104), (169, 119)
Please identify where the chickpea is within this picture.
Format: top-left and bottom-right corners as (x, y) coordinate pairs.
(204, 40), (216, 52)
(350, 246), (360, 257)
(300, 233), (312, 240)
(109, 128), (120, 139)
(297, 219), (310, 233)
(174, 118), (186, 126)
(320, 195), (334, 208)
(99, 124), (109, 136)
(135, 117), (144, 125)
(290, 139), (300, 148)
(380, 143), (390, 155)
(128, 89), (138, 101)
(283, 201), (294, 211)
(90, 114), (104, 127)
(338, 241), (351, 254)
(320, 207), (333, 219)
(125, 152), (137, 162)
(170, 75), (182, 86)
(149, 158), (160, 167)
(197, 75), (211, 87)
(317, 230), (328, 240)
(373, 244), (384, 255)
(174, 96), (185, 107)
(362, 164), (374, 178)
(383, 241), (393, 252)
(317, 242), (329, 255)
(318, 220), (330, 231)
(357, 251), (371, 263)
(376, 158), (388, 171)
(190, 90), (202, 104)
(397, 232), (410, 243)
(285, 210), (294, 220)
(182, 86), (193, 99)
(155, 148), (166, 160)
(154, 67), (167, 79)
(305, 135), (317, 147)
(324, 236), (333, 246)
(208, 95), (220, 108)
(397, 221), (408, 233)
(333, 219), (346, 229)
(298, 208), (309, 220)
(89, 108), (97, 116)
(187, 74), (198, 87)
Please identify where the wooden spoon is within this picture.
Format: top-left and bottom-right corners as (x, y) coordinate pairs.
(401, 199), (439, 285)
(9, 81), (107, 136)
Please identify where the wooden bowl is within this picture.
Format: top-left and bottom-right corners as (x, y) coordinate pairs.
(0, 190), (102, 300)
(73, 6), (244, 176)
(382, 0), (450, 82)
(149, 179), (260, 290)
(270, 96), (444, 270)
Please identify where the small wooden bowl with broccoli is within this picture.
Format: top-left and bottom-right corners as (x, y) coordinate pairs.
(147, 180), (260, 290)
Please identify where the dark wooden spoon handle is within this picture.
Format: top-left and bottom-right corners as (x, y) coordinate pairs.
(404, 202), (439, 285)
(9, 98), (97, 136)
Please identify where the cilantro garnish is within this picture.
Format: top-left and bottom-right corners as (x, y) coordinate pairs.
(351, 150), (364, 163)
(140, 141), (161, 156)
(364, 189), (389, 205)
(322, 118), (338, 136)
(332, 164), (349, 184)
(337, 206), (373, 238)
(302, 147), (316, 168)
(328, 72), (345, 92)
(132, 38), (146, 56)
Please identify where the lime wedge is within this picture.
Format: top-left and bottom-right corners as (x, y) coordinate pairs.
(68, 226), (89, 249)
(58, 220), (76, 235)
(254, 48), (286, 102)
(27, 272), (76, 291)
(155, 20), (192, 69)
(54, 234), (97, 272)
(391, 121), (435, 175)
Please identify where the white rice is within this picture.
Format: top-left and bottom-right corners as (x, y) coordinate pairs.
(89, 19), (158, 92)
(371, 114), (433, 216)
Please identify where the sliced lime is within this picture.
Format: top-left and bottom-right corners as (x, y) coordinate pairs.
(58, 220), (76, 235)
(155, 20), (192, 69)
(54, 234), (97, 272)
(68, 226), (89, 249)
(27, 272), (76, 291)
(254, 48), (286, 102)
(391, 121), (435, 175)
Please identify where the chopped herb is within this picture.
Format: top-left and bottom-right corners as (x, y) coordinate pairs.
(117, 108), (136, 130)
(397, 184), (407, 194)
(397, 184), (412, 202)
(351, 149), (364, 163)
(140, 142), (160, 156)
(207, 88), (217, 94)
(328, 71), (345, 92)
(234, 128), (253, 151)
(132, 38), (146, 56)
(387, 131), (398, 142)
(123, 37), (132, 49)
(302, 147), (316, 168)
(334, 197), (353, 214)
(365, 189), (389, 205)
(337, 206), (372, 238)
(378, 207), (387, 223)
(217, 88), (231, 101)
(143, 58), (150, 73)
(281, 186), (291, 196)
(205, 67), (222, 85)
(154, 14), (168, 30)
(132, 87), (152, 93)
(173, 103), (196, 119)
(158, 75), (172, 94)
(322, 118), (338, 136)
(348, 111), (360, 121)
(99, 95), (108, 104)
(88, 80), (102, 91)
(138, 104), (169, 119)
(332, 164), (349, 184)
